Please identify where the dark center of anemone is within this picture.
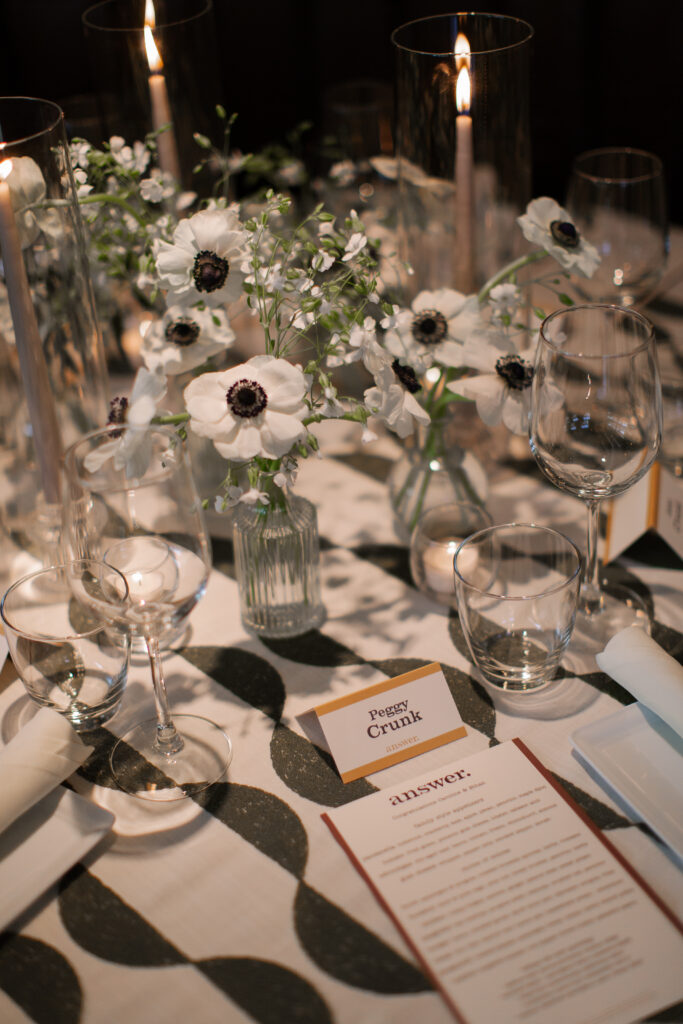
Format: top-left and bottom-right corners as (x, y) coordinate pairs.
(392, 359), (421, 394)
(495, 354), (534, 391)
(107, 396), (128, 437)
(226, 378), (268, 419)
(165, 317), (201, 347)
(411, 308), (448, 346)
(550, 220), (580, 248)
(193, 249), (229, 293)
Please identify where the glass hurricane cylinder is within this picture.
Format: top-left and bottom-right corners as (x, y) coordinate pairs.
(82, 0), (221, 188)
(0, 97), (109, 573)
(232, 490), (325, 639)
(391, 13), (533, 297)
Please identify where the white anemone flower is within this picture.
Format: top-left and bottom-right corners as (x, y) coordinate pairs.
(447, 342), (556, 435)
(155, 207), (250, 308)
(517, 197), (600, 278)
(364, 363), (430, 439)
(140, 305), (235, 376)
(384, 289), (482, 374)
(83, 368), (167, 476)
(183, 355), (308, 461)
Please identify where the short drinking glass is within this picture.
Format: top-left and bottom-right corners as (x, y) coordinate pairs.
(0, 560), (130, 730)
(453, 523), (582, 691)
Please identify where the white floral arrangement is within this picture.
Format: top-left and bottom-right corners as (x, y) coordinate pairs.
(64, 117), (600, 513)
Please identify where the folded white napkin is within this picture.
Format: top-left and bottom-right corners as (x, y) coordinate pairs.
(596, 626), (683, 738)
(0, 708), (93, 835)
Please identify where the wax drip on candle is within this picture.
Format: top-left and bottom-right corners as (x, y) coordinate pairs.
(144, 3), (181, 182)
(454, 32), (475, 293)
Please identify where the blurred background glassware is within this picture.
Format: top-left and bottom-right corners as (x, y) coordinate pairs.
(660, 373), (683, 478)
(0, 560), (130, 731)
(530, 305), (661, 645)
(454, 523), (582, 691)
(0, 97), (109, 578)
(565, 147), (669, 307)
(409, 500), (492, 606)
(81, 0), (221, 189)
(391, 12), (533, 297)
(63, 424), (232, 800)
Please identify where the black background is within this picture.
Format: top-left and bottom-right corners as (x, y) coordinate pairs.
(1, 0), (681, 220)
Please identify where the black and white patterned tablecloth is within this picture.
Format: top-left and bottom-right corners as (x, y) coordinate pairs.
(1, 417), (682, 1024)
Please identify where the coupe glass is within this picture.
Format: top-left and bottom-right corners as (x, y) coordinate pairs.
(63, 424), (232, 800)
(565, 148), (669, 307)
(530, 305), (662, 646)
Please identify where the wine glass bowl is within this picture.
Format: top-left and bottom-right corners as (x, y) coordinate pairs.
(530, 305), (661, 644)
(565, 147), (668, 307)
(63, 425), (232, 799)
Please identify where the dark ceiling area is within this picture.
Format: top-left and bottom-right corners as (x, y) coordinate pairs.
(1, 0), (680, 221)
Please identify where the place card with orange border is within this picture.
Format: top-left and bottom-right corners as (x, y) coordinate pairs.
(313, 662), (467, 783)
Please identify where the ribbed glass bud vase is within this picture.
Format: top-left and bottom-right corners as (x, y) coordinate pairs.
(232, 491), (325, 638)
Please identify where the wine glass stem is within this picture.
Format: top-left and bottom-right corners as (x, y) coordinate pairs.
(145, 633), (184, 755)
(581, 499), (603, 614)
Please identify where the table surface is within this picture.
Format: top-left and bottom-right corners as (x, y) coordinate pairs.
(1, 255), (682, 1024)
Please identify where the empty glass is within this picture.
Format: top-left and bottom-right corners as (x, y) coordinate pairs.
(0, 560), (130, 730)
(409, 501), (492, 605)
(565, 148), (668, 307)
(453, 523), (582, 691)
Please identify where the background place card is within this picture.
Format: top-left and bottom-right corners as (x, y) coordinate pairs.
(314, 663), (466, 783)
(605, 463), (683, 561)
(323, 740), (683, 1024)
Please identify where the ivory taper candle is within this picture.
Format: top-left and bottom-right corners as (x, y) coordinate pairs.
(454, 33), (475, 293)
(144, 24), (181, 181)
(0, 158), (63, 503)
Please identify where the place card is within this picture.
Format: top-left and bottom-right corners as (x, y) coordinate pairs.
(314, 663), (466, 783)
(322, 740), (683, 1024)
(605, 462), (683, 562)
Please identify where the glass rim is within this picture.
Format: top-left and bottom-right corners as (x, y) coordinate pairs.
(64, 423), (179, 487)
(0, 97), (63, 147)
(0, 559), (128, 642)
(391, 12), (534, 57)
(539, 304), (655, 359)
(571, 146), (663, 185)
(452, 521), (582, 599)
(82, 0), (213, 31)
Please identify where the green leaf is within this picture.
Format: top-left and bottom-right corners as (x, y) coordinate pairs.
(559, 293), (574, 306)
(193, 133), (211, 149)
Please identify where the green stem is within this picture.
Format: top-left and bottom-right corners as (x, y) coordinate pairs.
(37, 193), (148, 227)
(477, 249), (547, 304)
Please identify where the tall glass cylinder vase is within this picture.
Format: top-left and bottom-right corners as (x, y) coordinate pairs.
(391, 13), (534, 298)
(0, 97), (109, 579)
(82, 0), (221, 188)
(232, 490), (325, 639)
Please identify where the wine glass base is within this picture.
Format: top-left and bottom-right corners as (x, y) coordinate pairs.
(110, 714), (233, 801)
(571, 583), (651, 655)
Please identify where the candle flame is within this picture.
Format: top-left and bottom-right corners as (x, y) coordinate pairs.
(144, 23), (163, 72)
(0, 158), (12, 181)
(454, 32), (471, 114)
(144, 0), (156, 28)
(454, 32), (471, 71)
(456, 66), (471, 114)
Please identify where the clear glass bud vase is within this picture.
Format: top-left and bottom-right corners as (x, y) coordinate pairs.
(232, 490), (325, 639)
(388, 412), (488, 541)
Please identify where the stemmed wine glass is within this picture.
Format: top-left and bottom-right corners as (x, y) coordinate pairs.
(63, 424), (232, 800)
(530, 305), (662, 646)
(565, 148), (669, 307)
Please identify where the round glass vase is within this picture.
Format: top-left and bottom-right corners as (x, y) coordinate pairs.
(232, 489), (325, 639)
(388, 412), (488, 541)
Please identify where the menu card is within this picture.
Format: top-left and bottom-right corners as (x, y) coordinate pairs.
(322, 740), (683, 1024)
